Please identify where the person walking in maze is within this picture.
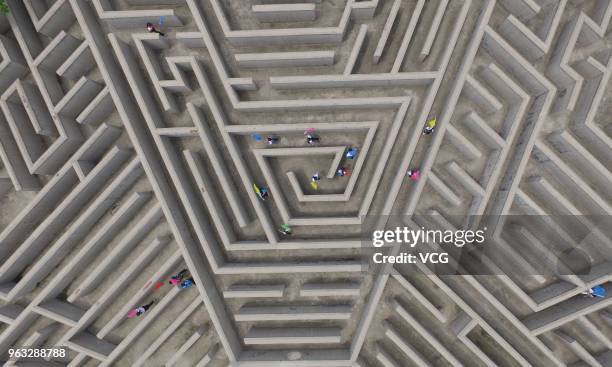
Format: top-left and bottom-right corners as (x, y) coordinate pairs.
(311, 172), (321, 190)
(180, 277), (196, 289)
(306, 134), (320, 144)
(254, 184), (269, 200)
(346, 147), (358, 159)
(582, 285), (606, 298)
(127, 299), (156, 318)
(423, 118), (437, 134)
(169, 269), (188, 285)
(259, 187), (269, 199)
(279, 224), (292, 235)
(146, 22), (165, 36)
(407, 168), (421, 181)
(267, 136), (279, 145)
(337, 167), (349, 177)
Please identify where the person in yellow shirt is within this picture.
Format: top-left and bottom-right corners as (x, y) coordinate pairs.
(423, 118), (437, 135)
(311, 172), (320, 190)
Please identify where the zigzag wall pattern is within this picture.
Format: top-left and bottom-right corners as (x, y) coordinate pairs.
(0, 0), (610, 366)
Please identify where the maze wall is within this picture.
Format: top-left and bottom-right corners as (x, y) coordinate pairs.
(0, 0), (611, 366)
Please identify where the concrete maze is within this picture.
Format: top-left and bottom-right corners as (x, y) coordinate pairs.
(0, 0), (611, 366)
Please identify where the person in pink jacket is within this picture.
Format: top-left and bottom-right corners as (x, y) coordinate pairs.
(407, 169), (421, 181)
(169, 269), (188, 285)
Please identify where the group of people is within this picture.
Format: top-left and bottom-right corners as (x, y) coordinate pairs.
(254, 183), (290, 235)
(168, 269), (195, 289)
(260, 128), (320, 147)
(251, 119), (439, 235)
(406, 118), (439, 182)
(252, 129), (363, 236)
(253, 129), (360, 199)
(128, 269), (195, 318)
(337, 147), (358, 178)
(149, 14), (433, 184)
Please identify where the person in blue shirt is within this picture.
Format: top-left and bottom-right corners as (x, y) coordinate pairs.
(180, 278), (195, 289)
(582, 285), (606, 298)
(346, 148), (358, 159)
(259, 187), (269, 199)
(254, 184), (269, 200)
